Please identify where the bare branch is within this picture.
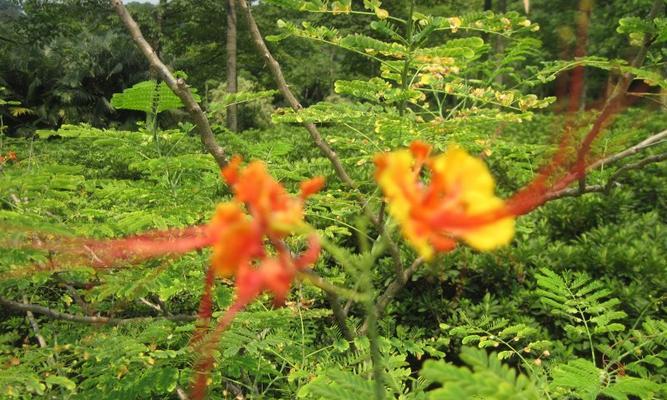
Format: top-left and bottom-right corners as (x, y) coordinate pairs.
(1, 297), (195, 325)
(139, 297), (164, 314)
(175, 387), (190, 400)
(324, 291), (356, 344)
(237, 0), (355, 187)
(110, 0), (227, 168)
(587, 129), (667, 171)
(22, 296), (47, 348)
(547, 152), (667, 200)
(226, 0), (239, 132)
(607, 152), (667, 186)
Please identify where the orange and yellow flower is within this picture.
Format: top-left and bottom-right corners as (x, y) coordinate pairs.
(207, 202), (263, 278)
(375, 141), (514, 259)
(189, 158), (324, 400)
(221, 156), (323, 236)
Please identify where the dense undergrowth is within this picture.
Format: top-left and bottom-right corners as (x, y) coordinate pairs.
(0, 109), (665, 398)
(1, 0), (667, 398)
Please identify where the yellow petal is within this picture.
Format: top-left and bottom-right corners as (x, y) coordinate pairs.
(430, 146), (495, 200)
(461, 216), (515, 251)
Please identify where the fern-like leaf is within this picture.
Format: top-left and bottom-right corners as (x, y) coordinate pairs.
(421, 347), (542, 399)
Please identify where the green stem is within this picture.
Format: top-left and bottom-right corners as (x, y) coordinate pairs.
(364, 283), (385, 400)
(565, 284), (596, 366)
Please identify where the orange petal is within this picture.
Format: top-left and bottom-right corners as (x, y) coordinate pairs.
(259, 258), (293, 305)
(294, 235), (321, 269)
(410, 141), (432, 161)
(300, 176), (325, 199)
(221, 155), (242, 185)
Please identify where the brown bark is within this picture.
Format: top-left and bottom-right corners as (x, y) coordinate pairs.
(226, 0), (239, 132)
(494, 0), (507, 87)
(237, 0), (355, 188)
(569, 0), (592, 113)
(110, 0), (228, 168)
(484, 0), (492, 11)
(0, 296), (196, 325)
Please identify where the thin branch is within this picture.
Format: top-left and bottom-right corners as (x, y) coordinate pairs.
(359, 258), (424, 335)
(139, 297), (164, 314)
(53, 275), (95, 316)
(607, 152), (667, 186)
(546, 129), (667, 200)
(324, 291), (356, 345)
(110, 0), (228, 168)
(365, 208), (405, 280)
(175, 387), (190, 400)
(0, 297), (196, 325)
(587, 129), (667, 171)
(223, 381), (246, 400)
(22, 296), (47, 348)
(297, 270), (366, 302)
(547, 152), (667, 200)
(237, 0), (354, 187)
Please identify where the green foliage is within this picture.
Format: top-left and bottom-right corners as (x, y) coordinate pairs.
(1, 2), (666, 400)
(297, 336), (428, 399)
(535, 57), (667, 88)
(449, 309), (551, 364)
(110, 80), (194, 114)
(551, 358), (662, 400)
(421, 347), (541, 399)
(207, 77), (278, 131)
(535, 268), (627, 339)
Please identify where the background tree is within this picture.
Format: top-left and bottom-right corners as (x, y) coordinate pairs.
(226, 0), (238, 132)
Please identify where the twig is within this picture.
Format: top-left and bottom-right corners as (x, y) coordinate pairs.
(359, 258), (424, 335)
(324, 291), (356, 345)
(22, 296), (47, 348)
(175, 387), (190, 400)
(587, 129), (667, 171)
(365, 208), (405, 281)
(297, 270), (366, 302)
(237, 0), (354, 187)
(547, 152), (667, 200)
(606, 152), (667, 189)
(224, 380), (246, 400)
(546, 129), (667, 200)
(139, 297), (164, 314)
(22, 296), (57, 367)
(1, 297), (196, 325)
(110, 0), (228, 168)
(53, 275), (95, 316)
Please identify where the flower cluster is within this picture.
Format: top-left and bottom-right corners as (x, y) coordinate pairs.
(12, 156), (324, 400)
(0, 151), (17, 166)
(190, 157), (324, 400)
(207, 156), (325, 304)
(375, 141), (515, 259)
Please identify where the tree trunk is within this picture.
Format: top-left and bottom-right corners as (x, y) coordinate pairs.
(111, 0), (228, 168)
(569, 0), (592, 113)
(494, 0), (507, 87)
(484, 0), (492, 11)
(237, 0), (355, 187)
(225, 0), (238, 132)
